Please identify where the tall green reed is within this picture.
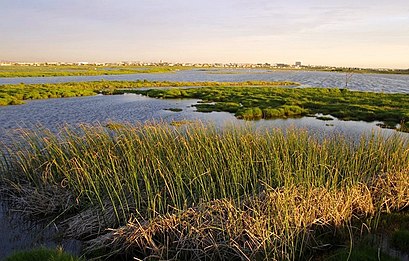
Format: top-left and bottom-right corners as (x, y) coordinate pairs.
(1, 122), (408, 223)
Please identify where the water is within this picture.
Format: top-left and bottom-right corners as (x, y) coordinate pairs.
(0, 69), (408, 258)
(0, 93), (400, 144)
(1, 69), (409, 93)
(0, 202), (82, 260)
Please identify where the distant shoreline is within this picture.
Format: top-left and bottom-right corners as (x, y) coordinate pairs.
(0, 65), (408, 78)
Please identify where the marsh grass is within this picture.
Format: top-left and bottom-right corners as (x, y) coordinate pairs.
(0, 80), (297, 106)
(0, 65), (186, 78)
(1, 123), (409, 260)
(134, 86), (409, 129)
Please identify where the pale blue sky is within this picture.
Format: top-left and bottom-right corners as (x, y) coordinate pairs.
(1, 0), (408, 68)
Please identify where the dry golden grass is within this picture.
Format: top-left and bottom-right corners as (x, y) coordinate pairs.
(86, 169), (409, 260)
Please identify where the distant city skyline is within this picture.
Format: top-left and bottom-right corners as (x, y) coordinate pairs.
(1, 0), (408, 69)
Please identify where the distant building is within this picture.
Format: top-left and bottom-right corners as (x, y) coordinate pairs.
(295, 61), (302, 67)
(274, 63), (289, 68)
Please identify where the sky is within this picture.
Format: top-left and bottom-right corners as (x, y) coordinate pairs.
(1, 0), (409, 68)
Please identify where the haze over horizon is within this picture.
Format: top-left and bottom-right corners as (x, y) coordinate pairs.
(1, 0), (408, 69)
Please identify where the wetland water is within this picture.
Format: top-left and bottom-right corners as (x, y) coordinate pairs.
(0, 93), (401, 143)
(0, 69), (408, 258)
(1, 69), (409, 93)
(1, 69), (408, 141)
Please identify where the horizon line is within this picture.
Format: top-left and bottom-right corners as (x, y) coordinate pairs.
(1, 60), (408, 70)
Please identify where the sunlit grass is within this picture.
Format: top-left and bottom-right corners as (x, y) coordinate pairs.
(0, 65), (187, 77)
(1, 123), (408, 260)
(134, 86), (409, 130)
(0, 80), (297, 106)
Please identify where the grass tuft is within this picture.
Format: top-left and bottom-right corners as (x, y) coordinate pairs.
(1, 123), (409, 259)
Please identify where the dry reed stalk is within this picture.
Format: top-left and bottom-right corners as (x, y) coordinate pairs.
(370, 169), (409, 212)
(0, 179), (75, 218)
(61, 203), (132, 239)
(85, 177), (404, 260)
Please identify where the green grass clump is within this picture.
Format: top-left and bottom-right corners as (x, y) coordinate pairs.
(236, 107), (263, 119)
(4, 247), (82, 261)
(261, 105), (306, 119)
(135, 86), (409, 129)
(1, 123), (409, 260)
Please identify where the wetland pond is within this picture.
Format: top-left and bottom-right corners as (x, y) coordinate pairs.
(0, 69), (408, 258)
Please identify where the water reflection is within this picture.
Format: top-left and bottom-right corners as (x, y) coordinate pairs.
(0, 202), (82, 260)
(0, 93), (402, 143)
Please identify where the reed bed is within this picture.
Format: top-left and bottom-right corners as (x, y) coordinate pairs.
(1, 122), (409, 260)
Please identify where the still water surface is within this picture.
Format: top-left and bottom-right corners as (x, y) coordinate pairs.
(1, 69), (409, 93)
(0, 93), (400, 143)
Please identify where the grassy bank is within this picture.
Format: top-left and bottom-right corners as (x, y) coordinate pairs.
(0, 65), (188, 77)
(1, 123), (409, 260)
(0, 80), (297, 106)
(134, 86), (409, 130)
